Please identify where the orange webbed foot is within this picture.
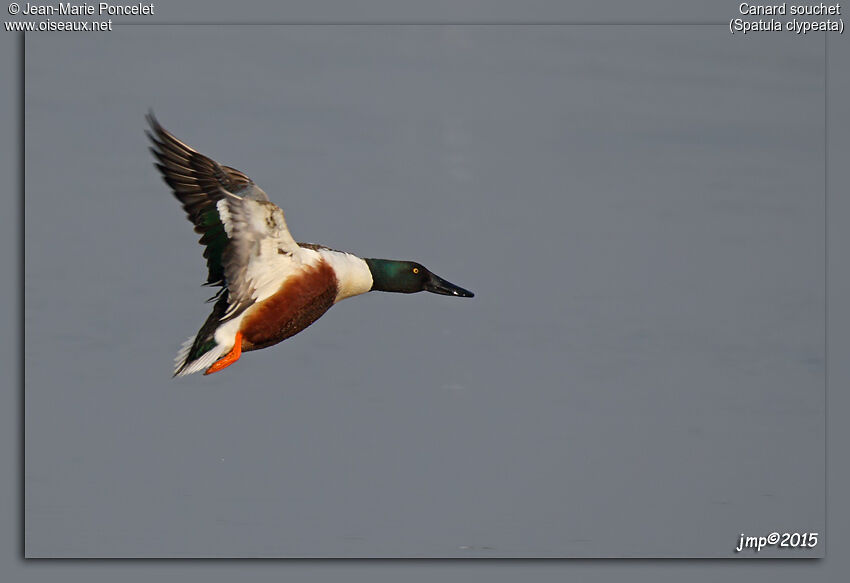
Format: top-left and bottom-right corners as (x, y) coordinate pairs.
(204, 331), (243, 375)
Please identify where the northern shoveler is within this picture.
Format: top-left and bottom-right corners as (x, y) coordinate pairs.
(146, 114), (474, 377)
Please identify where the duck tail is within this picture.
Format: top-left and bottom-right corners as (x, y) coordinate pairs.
(173, 336), (228, 377)
(172, 292), (231, 377)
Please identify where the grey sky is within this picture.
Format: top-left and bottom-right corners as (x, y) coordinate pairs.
(23, 23), (824, 559)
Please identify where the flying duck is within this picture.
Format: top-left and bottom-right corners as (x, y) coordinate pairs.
(146, 114), (474, 376)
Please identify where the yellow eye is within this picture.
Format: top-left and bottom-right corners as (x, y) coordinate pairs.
(412, 267), (420, 274)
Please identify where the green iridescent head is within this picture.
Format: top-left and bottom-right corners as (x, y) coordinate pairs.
(364, 259), (474, 297)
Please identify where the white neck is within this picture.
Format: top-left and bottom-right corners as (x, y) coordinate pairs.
(316, 249), (374, 303)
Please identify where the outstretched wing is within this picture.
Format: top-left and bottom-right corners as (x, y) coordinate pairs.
(145, 112), (270, 288)
(148, 114), (311, 376)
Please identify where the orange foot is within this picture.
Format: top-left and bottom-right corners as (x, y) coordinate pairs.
(204, 331), (243, 375)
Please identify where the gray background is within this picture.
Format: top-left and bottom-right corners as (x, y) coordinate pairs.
(4, 0), (848, 578)
(23, 23), (825, 558)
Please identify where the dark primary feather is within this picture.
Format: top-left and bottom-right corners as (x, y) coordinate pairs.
(145, 112), (268, 288)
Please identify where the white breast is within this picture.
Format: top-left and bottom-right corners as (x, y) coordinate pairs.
(317, 249), (374, 302)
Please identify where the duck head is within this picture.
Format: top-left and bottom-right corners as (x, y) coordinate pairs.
(364, 259), (474, 298)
